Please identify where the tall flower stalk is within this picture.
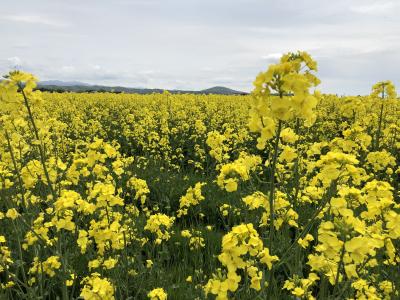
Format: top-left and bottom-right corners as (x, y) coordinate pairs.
(371, 81), (396, 150)
(249, 51), (321, 295)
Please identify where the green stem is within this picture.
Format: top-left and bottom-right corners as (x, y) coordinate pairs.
(11, 221), (29, 291)
(4, 129), (26, 208)
(19, 84), (57, 200)
(268, 120), (282, 253)
(375, 102), (384, 151)
(276, 180), (337, 267)
(291, 119), (302, 209)
(58, 231), (69, 300)
(333, 236), (347, 297)
(266, 120), (282, 299)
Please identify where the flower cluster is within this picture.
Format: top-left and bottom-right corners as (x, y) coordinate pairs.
(177, 182), (206, 217)
(204, 224), (278, 299)
(144, 213), (175, 244)
(80, 273), (115, 300)
(181, 229), (205, 250)
(148, 287), (168, 300)
(249, 51), (320, 149)
(217, 152), (261, 192)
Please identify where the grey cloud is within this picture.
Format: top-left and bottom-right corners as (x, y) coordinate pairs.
(0, 0), (399, 94)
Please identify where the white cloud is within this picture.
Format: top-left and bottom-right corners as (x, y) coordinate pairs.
(7, 56), (21, 65)
(138, 70), (160, 75)
(201, 67), (214, 72)
(61, 66), (75, 73)
(1, 15), (68, 27)
(350, 1), (398, 14)
(211, 76), (235, 84)
(6, 57), (23, 69)
(261, 53), (282, 61)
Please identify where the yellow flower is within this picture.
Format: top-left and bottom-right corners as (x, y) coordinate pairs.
(6, 208), (20, 220)
(103, 258), (118, 269)
(128, 177), (150, 206)
(259, 248), (279, 270)
(298, 234), (314, 249)
(279, 145), (298, 163)
(146, 259), (153, 268)
(144, 213), (175, 243)
(66, 274), (75, 287)
(280, 127), (299, 144)
(270, 97), (293, 121)
(148, 287), (167, 300)
(292, 287), (305, 297)
(177, 182), (206, 217)
(225, 179), (238, 192)
(80, 273), (115, 300)
(385, 210), (400, 239)
(217, 153), (261, 191)
(371, 80), (397, 99)
(29, 256), (61, 278)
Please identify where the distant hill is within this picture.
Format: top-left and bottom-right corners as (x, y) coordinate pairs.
(200, 86), (244, 95)
(36, 81), (247, 95)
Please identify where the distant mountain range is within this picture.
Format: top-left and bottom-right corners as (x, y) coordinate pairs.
(36, 80), (247, 95)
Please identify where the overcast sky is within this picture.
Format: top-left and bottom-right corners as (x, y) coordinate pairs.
(1, 0), (399, 94)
